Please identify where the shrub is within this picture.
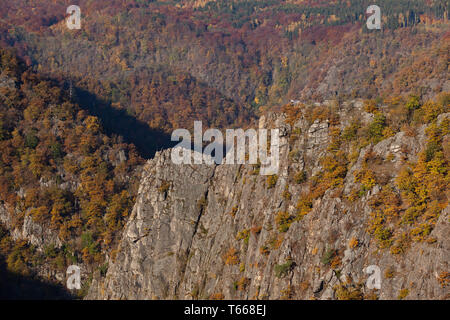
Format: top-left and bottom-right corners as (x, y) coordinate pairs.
(81, 232), (98, 255)
(98, 263), (108, 277)
(289, 150), (301, 161)
(190, 285), (200, 299)
(330, 255), (342, 269)
(315, 152), (348, 193)
(268, 234), (284, 250)
(266, 175), (278, 189)
(374, 225), (393, 248)
(280, 285), (294, 299)
(158, 180), (171, 194)
(384, 267), (395, 279)
(422, 100), (445, 123)
(364, 100), (378, 113)
(410, 223), (433, 242)
(6, 240), (33, 276)
(250, 225), (262, 235)
(398, 288), (409, 300)
(367, 210), (393, 249)
(342, 121), (361, 142)
(321, 248), (337, 266)
(282, 186), (292, 200)
(296, 196), (313, 219)
(389, 121), (448, 249)
(334, 284), (363, 300)
(354, 168), (377, 192)
(236, 229), (250, 244)
(386, 152), (395, 161)
(405, 95), (421, 112)
(43, 244), (57, 259)
(364, 290), (379, 300)
(348, 237), (359, 249)
(437, 272), (449, 288)
(367, 113), (387, 143)
(274, 259), (294, 278)
(294, 170), (307, 184)
(24, 131), (39, 149)
(259, 245), (270, 256)
(236, 277), (250, 291)
(275, 211), (294, 233)
(390, 232), (410, 255)
(50, 142), (64, 160)
(282, 103), (303, 125)
(223, 247), (239, 265)
(228, 206), (238, 217)
(210, 293), (225, 300)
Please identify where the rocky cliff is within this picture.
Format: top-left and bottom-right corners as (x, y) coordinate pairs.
(87, 101), (449, 300)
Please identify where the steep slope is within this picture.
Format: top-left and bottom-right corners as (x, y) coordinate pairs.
(0, 1), (448, 300)
(87, 99), (449, 300)
(0, 48), (144, 298)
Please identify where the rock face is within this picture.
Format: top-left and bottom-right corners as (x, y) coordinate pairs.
(0, 206), (62, 250)
(87, 104), (449, 300)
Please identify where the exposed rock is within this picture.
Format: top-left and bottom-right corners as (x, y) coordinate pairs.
(86, 111), (449, 300)
(0, 206), (62, 251)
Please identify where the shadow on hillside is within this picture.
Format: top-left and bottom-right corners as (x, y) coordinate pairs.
(0, 261), (73, 300)
(74, 87), (175, 159)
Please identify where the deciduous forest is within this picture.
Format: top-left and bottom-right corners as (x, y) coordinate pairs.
(0, 0), (448, 299)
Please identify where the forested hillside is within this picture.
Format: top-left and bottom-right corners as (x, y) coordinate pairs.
(0, 0), (448, 134)
(0, 48), (144, 298)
